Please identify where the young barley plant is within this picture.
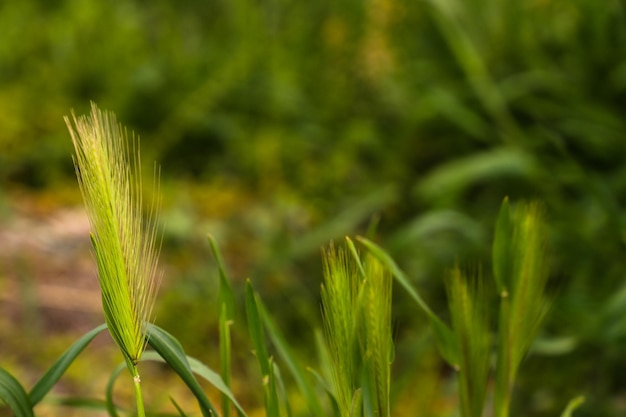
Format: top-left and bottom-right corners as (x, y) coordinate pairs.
(321, 241), (393, 417)
(493, 199), (551, 417)
(65, 103), (162, 417)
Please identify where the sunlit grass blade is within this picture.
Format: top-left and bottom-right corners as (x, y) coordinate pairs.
(357, 236), (459, 368)
(245, 280), (280, 417)
(105, 362), (126, 417)
(446, 267), (490, 417)
(0, 368), (34, 417)
(146, 324), (220, 417)
(208, 234), (236, 417)
(29, 323), (108, 405)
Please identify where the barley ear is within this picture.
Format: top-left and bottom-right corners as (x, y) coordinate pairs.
(66, 103), (162, 372)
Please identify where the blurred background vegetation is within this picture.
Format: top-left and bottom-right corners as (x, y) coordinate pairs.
(1, 0), (626, 415)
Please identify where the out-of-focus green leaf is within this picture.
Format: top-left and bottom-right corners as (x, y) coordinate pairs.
(492, 197), (512, 294)
(0, 368), (34, 417)
(245, 280), (280, 417)
(416, 148), (536, 201)
(209, 234), (236, 417)
(171, 397), (189, 417)
(357, 236), (459, 368)
(105, 362), (126, 417)
(281, 185), (397, 261)
(29, 323), (108, 405)
(560, 396), (585, 417)
(389, 209), (484, 251)
(209, 234), (235, 321)
(257, 296), (327, 417)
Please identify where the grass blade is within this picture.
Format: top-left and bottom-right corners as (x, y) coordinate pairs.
(0, 368), (34, 417)
(29, 323), (108, 405)
(146, 324), (219, 417)
(245, 280), (280, 417)
(208, 234), (236, 417)
(105, 362), (127, 417)
(171, 397), (190, 417)
(560, 396), (585, 417)
(257, 295), (326, 417)
(209, 234), (236, 321)
(245, 280), (271, 377)
(137, 352), (247, 416)
(186, 356), (247, 416)
(492, 197), (512, 294)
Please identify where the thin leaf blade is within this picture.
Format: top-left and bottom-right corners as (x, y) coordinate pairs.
(146, 324), (219, 417)
(0, 368), (34, 417)
(29, 323), (108, 405)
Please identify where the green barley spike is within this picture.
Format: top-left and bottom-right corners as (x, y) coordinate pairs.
(65, 103), (162, 417)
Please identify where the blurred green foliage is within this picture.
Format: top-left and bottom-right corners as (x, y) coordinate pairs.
(2, 0), (626, 415)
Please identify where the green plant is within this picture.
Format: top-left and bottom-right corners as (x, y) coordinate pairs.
(65, 102), (162, 417)
(320, 241), (393, 417)
(358, 198), (584, 417)
(1, 106), (586, 417)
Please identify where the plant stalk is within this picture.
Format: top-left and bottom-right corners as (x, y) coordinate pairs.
(131, 364), (146, 417)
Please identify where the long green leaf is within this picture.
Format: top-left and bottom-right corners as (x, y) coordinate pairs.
(171, 397), (190, 417)
(245, 280), (280, 417)
(186, 356), (247, 416)
(208, 234), (236, 417)
(307, 367), (340, 417)
(245, 280), (271, 377)
(29, 323), (108, 405)
(0, 368), (34, 417)
(105, 362), (126, 417)
(492, 197), (512, 294)
(257, 298), (326, 417)
(209, 234), (236, 321)
(146, 324), (219, 417)
(357, 236), (459, 368)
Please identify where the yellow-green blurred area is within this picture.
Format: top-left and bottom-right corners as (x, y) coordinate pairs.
(2, 0), (626, 415)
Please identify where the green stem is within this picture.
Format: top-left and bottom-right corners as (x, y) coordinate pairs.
(131, 364), (146, 417)
(494, 290), (511, 417)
